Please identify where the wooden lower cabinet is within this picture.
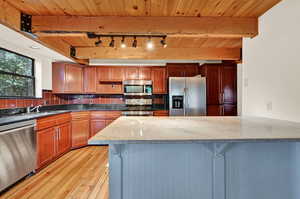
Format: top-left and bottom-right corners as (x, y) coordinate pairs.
(90, 111), (121, 138)
(36, 113), (71, 169)
(71, 112), (90, 148)
(90, 119), (106, 138)
(153, 110), (169, 116)
(57, 123), (71, 156)
(207, 105), (237, 116)
(37, 128), (56, 169)
(223, 104), (237, 116)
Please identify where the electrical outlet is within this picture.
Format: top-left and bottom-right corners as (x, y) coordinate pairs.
(266, 101), (273, 112)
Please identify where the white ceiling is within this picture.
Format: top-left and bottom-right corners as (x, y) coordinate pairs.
(0, 24), (72, 62)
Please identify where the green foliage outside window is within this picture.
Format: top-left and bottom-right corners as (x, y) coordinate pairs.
(0, 48), (35, 97)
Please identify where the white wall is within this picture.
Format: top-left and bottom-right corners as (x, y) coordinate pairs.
(242, 0), (300, 122)
(0, 24), (71, 96)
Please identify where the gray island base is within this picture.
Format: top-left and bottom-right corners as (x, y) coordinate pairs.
(89, 116), (300, 199)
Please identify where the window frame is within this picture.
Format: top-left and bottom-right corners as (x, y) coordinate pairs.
(0, 47), (36, 99)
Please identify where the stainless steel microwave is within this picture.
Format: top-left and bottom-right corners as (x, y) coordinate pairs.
(123, 80), (152, 96)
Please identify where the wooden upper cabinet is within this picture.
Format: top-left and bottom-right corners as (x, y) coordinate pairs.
(124, 67), (152, 80)
(97, 67), (124, 81)
(52, 62), (83, 94)
(139, 67), (152, 80)
(152, 67), (167, 94)
(97, 67), (110, 81)
(167, 64), (185, 77)
(96, 67), (123, 94)
(185, 64), (199, 77)
(125, 67), (139, 80)
(84, 67), (97, 93)
(221, 65), (237, 104)
(110, 67), (124, 81)
(167, 63), (199, 77)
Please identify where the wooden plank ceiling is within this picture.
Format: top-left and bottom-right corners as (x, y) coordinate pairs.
(4, 0), (282, 61)
(9, 0), (281, 17)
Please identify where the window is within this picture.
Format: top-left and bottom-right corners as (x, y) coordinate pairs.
(0, 48), (35, 98)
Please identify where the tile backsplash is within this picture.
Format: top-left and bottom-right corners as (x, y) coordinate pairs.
(0, 90), (166, 109)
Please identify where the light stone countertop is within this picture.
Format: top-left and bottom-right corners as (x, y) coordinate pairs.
(88, 116), (300, 144)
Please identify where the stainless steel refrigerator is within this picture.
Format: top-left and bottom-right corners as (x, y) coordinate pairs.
(169, 75), (206, 116)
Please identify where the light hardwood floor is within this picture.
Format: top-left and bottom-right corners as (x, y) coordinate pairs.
(0, 146), (109, 199)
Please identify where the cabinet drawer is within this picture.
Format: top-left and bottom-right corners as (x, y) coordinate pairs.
(90, 111), (121, 120)
(154, 110), (169, 116)
(56, 113), (71, 125)
(36, 116), (57, 131)
(71, 111), (90, 120)
(36, 113), (71, 131)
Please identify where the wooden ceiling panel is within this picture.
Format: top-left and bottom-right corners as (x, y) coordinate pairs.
(41, 35), (242, 49)
(8, 0), (281, 17)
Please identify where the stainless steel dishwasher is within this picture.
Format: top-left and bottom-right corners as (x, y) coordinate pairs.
(0, 120), (36, 192)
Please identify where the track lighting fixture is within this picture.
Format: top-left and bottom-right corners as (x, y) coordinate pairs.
(120, 36), (126, 48)
(109, 36), (115, 47)
(147, 36), (154, 49)
(87, 33), (166, 49)
(95, 36), (102, 47)
(160, 36), (167, 48)
(132, 36), (137, 48)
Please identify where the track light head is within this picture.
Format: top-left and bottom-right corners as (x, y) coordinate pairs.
(132, 36), (137, 48)
(161, 36), (167, 48)
(109, 37), (115, 47)
(120, 36), (126, 48)
(147, 36), (154, 49)
(95, 36), (102, 47)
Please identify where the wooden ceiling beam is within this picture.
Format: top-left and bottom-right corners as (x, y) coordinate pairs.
(32, 16), (258, 38)
(75, 47), (241, 60)
(0, 0), (86, 65)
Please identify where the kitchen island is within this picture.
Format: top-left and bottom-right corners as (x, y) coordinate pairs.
(89, 116), (300, 199)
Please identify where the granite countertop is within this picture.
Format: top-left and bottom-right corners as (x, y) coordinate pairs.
(0, 104), (168, 126)
(88, 116), (300, 144)
(0, 110), (71, 126)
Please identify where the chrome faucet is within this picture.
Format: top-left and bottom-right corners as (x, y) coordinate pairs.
(26, 105), (42, 113)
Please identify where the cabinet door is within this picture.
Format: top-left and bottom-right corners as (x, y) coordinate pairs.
(167, 64), (185, 77)
(97, 67), (110, 81)
(71, 119), (89, 148)
(207, 105), (223, 116)
(90, 120), (106, 137)
(139, 67), (152, 80)
(223, 104), (237, 116)
(185, 64), (199, 77)
(125, 67), (139, 80)
(37, 128), (56, 169)
(221, 65), (237, 104)
(57, 123), (71, 156)
(203, 65), (222, 105)
(110, 67), (124, 81)
(152, 67), (167, 94)
(65, 64), (83, 93)
(84, 67), (96, 93)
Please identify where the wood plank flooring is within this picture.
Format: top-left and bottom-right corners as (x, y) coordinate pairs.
(0, 146), (109, 199)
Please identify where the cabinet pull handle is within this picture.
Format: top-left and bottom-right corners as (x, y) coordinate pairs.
(223, 92), (225, 103)
(58, 129), (61, 140)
